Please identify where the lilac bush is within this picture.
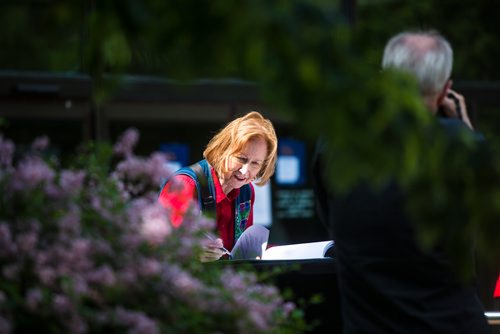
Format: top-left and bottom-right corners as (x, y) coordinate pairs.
(0, 130), (305, 334)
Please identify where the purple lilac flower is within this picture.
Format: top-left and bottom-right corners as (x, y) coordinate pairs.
(119, 231), (143, 251)
(31, 136), (49, 152)
(112, 152), (170, 198)
(163, 265), (203, 296)
(223, 268), (257, 287)
(43, 182), (62, 199)
(10, 157), (55, 191)
(248, 308), (271, 332)
(110, 177), (131, 201)
(282, 301), (296, 317)
(0, 128), (302, 333)
(138, 258), (161, 277)
(90, 195), (114, 221)
(72, 238), (91, 255)
(87, 265), (116, 287)
(37, 267), (57, 285)
(59, 170), (86, 196)
(70, 274), (89, 296)
(26, 288), (43, 310)
(117, 267), (138, 285)
(224, 272), (247, 291)
(146, 152), (171, 184)
(114, 157), (142, 178)
(91, 239), (115, 258)
(115, 307), (159, 334)
(16, 231), (38, 255)
(113, 128), (139, 158)
(127, 197), (152, 226)
(57, 207), (82, 235)
(52, 294), (72, 315)
(60, 239), (94, 273)
(113, 156), (149, 195)
(140, 203), (172, 245)
(0, 223), (17, 257)
(34, 251), (49, 267)
(253, 284), (280, 300)
(198, 288), (232, 313)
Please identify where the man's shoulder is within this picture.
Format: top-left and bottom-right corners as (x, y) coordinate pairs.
(438, 117), (469, 130)
(438, 117), (485, 141)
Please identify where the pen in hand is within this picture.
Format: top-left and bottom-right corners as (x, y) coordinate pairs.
(203, 232), (231, 257)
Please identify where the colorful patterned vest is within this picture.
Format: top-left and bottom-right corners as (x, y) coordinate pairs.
(171, 159), (252, 243)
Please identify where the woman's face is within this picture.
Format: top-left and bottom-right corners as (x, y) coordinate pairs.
(221, 137), (268, 194)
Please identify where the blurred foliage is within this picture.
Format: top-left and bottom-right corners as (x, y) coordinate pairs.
(0, 0), (499, 274)
(355, 0), (500, 81)
(3, 1), (500, 79)
(0, 0), (82, 72)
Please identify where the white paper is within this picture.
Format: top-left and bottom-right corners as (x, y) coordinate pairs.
(261, 240), (334, 260)
(230, 224), (270, 260)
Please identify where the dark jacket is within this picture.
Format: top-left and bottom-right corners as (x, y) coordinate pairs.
(312, 118), (490, 333)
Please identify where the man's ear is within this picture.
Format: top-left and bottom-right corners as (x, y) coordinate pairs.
(437, 80), (452, 105)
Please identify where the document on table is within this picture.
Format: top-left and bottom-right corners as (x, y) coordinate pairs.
(261, 240), (334, 260)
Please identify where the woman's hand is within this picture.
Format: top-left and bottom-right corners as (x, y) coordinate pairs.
(200, 237), (228, 262)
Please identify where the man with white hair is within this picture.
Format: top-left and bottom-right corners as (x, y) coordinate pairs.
(313, 30), (490, 333)
(382, 30), (474, 129)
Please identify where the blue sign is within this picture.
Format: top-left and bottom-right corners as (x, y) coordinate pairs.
(276, 138), (305, 186)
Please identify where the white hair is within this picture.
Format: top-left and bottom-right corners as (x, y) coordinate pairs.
(382, 31), (453, 96)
